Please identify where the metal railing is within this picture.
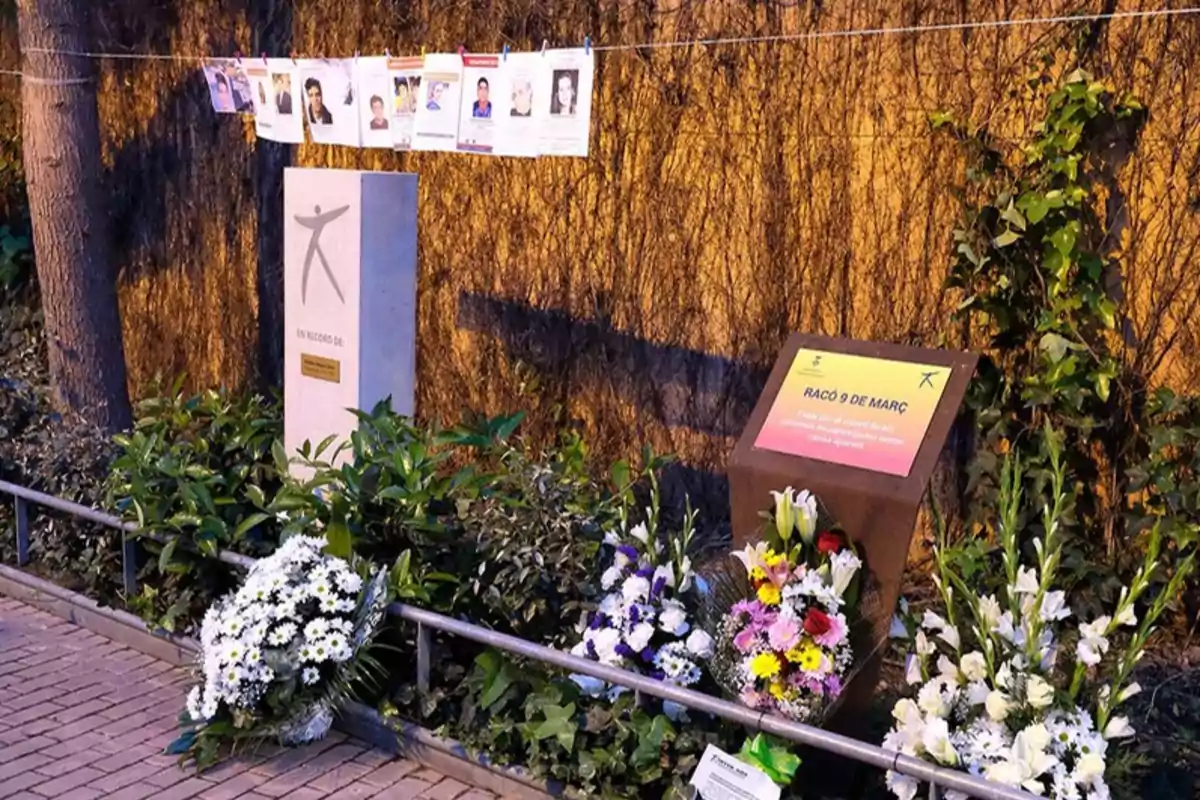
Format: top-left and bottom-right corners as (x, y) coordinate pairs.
(0, 478), (1038, 800)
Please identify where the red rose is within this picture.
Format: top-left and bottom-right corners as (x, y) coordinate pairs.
(803, 608), (832, 637)
(817, 531), (843, 554)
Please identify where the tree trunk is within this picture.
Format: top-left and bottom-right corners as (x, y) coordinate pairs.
(17, 0), (131, 433)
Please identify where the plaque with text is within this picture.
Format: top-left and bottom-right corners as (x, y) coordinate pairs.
(754, 349), (950, 476)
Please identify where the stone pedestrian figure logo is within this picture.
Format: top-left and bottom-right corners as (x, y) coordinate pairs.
(295, 204), (350, 305)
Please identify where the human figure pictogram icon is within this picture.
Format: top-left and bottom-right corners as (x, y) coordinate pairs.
(294, 204), (350, 305)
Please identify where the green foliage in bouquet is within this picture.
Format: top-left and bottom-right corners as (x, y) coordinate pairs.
(737, 733), (801, 787)
(106, 381), (283, 632)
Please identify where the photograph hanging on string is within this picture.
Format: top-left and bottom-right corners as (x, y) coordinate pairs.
(262, 59), (305, 143)
(388, 56), (423, 151)
(493, 52), (542, 158)
(298, 58), (361, 147)
(412, 53), (463, 152)
(355, 56), (394, 149)
(246, 63), (276, 138)
(456, 55), (502, 155)
(538, 48), (594, 157)
(203, 59), (252, 114)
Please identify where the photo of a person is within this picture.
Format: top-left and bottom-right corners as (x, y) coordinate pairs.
(426, 81), (445, 111)
(228, 66), (253, 112)
(257, 81), (267, 107)
(408, 77), (421, 112)
(510, 78), (533, 117)
(212, 71), (234, 112)
(272, 73), (293, 114)
(550, 69), (578, 116)
(369, 95), (388, 130)
(471, 77), (492, 118)
(393, 78), (410, 115)
(305, 77), (334, 125)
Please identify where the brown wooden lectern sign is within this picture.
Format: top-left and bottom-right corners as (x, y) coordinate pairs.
(728, 334), (977, 714)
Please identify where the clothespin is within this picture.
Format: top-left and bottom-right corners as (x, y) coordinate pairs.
(384, 48), (391, 58)
(420, 45), (426, 58)
(584, 36), (591, 55)
(541, 39), (548, 56)
(457, 44), (465, 59)
(290, 50), (298, 65)
(235, 50), (243, 65)
(261, 52), (268, 65)
(502, 43), (509, 62)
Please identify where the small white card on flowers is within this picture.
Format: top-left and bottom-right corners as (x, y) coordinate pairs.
(689, 745), (780, 800)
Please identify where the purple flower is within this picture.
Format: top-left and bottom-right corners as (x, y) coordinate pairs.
(825, 675), (843, 697)
(589, 614), (606, 630)
(629, 606), (640, 625)
(731, 599), (758, 618)
(640, 646), (656, 663)
(616, 545), (639, 561)
(733, 627), (758, 653)
(650, 577), (667, 599)
(650, 669), (666, 680)
(615, 642), (637, 659)
(635, 565), (655, 579)
(586, 641), (597, 659)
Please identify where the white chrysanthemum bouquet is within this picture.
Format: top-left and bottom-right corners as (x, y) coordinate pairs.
(884, 435), (1196, 800)
(707, 488), (862, 723)
(568, 486), (714, 718)
(172, 534), (390, 767)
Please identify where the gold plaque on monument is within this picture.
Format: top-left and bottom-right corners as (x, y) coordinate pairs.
(300, 353), (341, 383)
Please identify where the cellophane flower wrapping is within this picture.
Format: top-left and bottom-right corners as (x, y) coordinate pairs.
(568, 506), (713, 720)
(184, 534), (389, 743)
(707, 487), (863, 723)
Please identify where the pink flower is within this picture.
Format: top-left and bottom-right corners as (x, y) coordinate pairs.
(814, 612), (847, 648)
(824, 675), (843, 697)
(733, 627), (758, 653)
(740, 688), (767, 709)
(767, 616), (801, 652)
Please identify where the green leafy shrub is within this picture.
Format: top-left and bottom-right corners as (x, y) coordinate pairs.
(105, 382), (284, 632)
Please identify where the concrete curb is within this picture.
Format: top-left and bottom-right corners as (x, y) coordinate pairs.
(0, 563), (557, 799)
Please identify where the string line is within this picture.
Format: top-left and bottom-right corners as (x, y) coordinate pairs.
(2, 5), (1196, 66)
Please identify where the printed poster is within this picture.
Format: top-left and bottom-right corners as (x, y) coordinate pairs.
(262, 58), (305, 143)
(388, 56), (423, 151)
(245, 62), (276, 139)
(495, 52), (542, 158)
(203, 59), (253, 114)
(356, 56), (394, 149)
(753, 349), (951, 477)
(456, 55), (502, 154)
(412, 53), (463, 152)
(298, 59), (361, 147)
(538, 48), (593, 157)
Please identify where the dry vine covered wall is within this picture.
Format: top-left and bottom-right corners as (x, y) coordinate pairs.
(3, 1), (1200, 516)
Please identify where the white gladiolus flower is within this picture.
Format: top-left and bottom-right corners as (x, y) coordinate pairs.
(936, 655), (961, 681)
(1077, 617), (1111, 666)
(993, 611), (1018, 644)
(915, 630), (936, 656)
(626, 622), (656, 652)
(985, 690), (1014, 722)
(959, 652), (987, 682)
(885, 771), (919, 800)
(653, 563), (676, 589)
(1103, 716), (1134, 739)
(922, 610), (948, 631)
(965, 680), (990, 706)
(1014, 566), (1039, 594)
(917, 679), (955, 719)
(921, 717), (959, 766)
(1039, 590), (1071, 622)
(979, 594), (1002, 630)
(628, 522), (651, 545)
(1115, 604), (1137, 627)
(685, 629), (714, 659)
(904, 653), (923, 686)
(1025, 675), (1055, 709)
(1117, 682), (1141, 703)
(937, 625), (961, 651)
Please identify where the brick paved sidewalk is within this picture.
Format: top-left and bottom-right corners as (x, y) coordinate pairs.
(0, 596), (495, 800)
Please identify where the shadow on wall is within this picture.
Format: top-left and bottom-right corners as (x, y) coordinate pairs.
(456, 289), (774, 527)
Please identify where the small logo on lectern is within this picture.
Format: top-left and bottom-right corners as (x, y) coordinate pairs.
(294, 204), (350, 305)
(919, 371), (938, 388)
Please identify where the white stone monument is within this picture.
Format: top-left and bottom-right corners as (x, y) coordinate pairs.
(283, 168), (418, 467)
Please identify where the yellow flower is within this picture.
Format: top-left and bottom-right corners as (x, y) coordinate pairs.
(784, 648), (805, 663)
(750, 567), (767, 581)
(750, 652), (782, 680)
(769, 681), (787, 700)
(756, 584), (781, 606)
(797, 644), (822, 672)
(764, 550), (785, 568)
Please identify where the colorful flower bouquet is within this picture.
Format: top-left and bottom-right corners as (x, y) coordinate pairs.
(171, 534), (390, 768)
(569, 495), (714, 716)
(708, 487), (863, 723)
(883, 441), (1196, 800)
